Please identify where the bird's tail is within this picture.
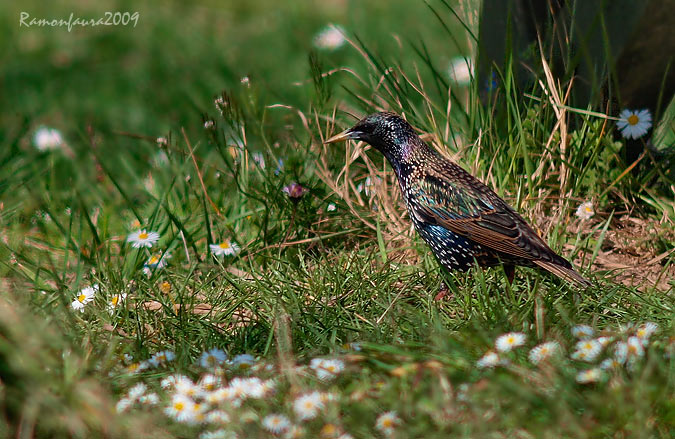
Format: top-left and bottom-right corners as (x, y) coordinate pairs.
(535, 260), (591, 288)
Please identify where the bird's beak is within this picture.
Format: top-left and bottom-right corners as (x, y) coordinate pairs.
(324, 128), (359, 144)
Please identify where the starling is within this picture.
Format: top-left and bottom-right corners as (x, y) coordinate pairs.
(325, 112), (590, 287)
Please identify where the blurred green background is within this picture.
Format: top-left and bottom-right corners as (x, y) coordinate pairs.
(1, 0), (469, 141)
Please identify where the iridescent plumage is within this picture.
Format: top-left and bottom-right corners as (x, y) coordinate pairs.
(325, 112), (590, 287)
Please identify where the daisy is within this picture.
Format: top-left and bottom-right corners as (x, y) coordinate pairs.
(174, 376), (200, 398)
(127, 382), (147, 400)
(210, 240), (240, 257)
(571, 324), (594, 339)
(107, 293), (127, 314)
(140, 393), (159, 405)
(199, 374), (220, 392)
(313, 24), (346, 50)
(200, 348), (228, 368)
(576, 368), (604, 384)
(293, 392), (324, 421)
(614, 342), (628, 364)
(448, 56), (474, 85)
(199, 430), (236, 439)
(309, 358), (345, 381)
(116, 397), (133, 413)
(616, 109), (652, 139)
(149, 350), (176, 367)
(636, 322), (658, 341)
(71, 284), (98, 312)
(206, 410), (231, 424)
(326, 203), (337, 212)
(495, 332), (526, 352)
(477, 351), (500, 369)
(571, 339), (603, 362)
(528, 341), (560, 365)
(320, 423), (339, 437)
(626, 336), (645, 358)
(595, 336), (613, 347)
(600, 357), (623, 370)
(127, 229), (160, 248)
(230, 354), (256, 370)
(262, 414), (291, 434)
(33, 126), (64, 151)
(164, 394), (196, 423)
(575, 201), (594, 220)
(375, 411), (400, 436)
(143, 252), (171, 275)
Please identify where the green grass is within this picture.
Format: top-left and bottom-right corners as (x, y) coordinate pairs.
(1, 0), (674, 438)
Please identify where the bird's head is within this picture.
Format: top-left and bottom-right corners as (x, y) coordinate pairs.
(324, 112), (419, 161)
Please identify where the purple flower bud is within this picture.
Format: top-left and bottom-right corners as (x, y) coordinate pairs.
(283, 182), (308, 199)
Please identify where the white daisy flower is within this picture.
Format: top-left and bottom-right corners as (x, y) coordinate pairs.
(164, 394), (196, 423)
(614, 341), (628, 364)
(230, 354), (256, 370)
(210, 240), (240, 257)
(616, 109), (652, 139)
(576, 368), (604, 384)
(595, 336), (613, 347)
(199, 374), (220, 392)
(200, 348), (228, 368)
(477, 351), (500, 368)
(107, 293), (127, 314)
(200, 430), (236, 439)
(205, 410), (231, 424)
(448, 56), (474, 85)
(293, 392), (324, 421)
(126, 229), (160, 248)
(140, 393), (159, 405)
(71, 284), (98, 312)
(33, 126), (64, 151)
(571, 324), (594, 339)
(174, 376), (200, 398)
(375, 411), (400, 435)
(313, 24), (346, 50)
(626, 336), (645, 358)
(127, 382), (147, 400)
(528, 341), (561, 365)
(326, 203), (337, 212)
(571, 339), (603, 362)
(495, 332), (526, 352)
(116, 397), (133, 413)
(636, 322), (658, 341)
(262, 414), (291, 434)
(149, 350), (176, 367)
(600, 357), (623, 370)
(309, 358), (345, 381)
(575, 201), (595, 220)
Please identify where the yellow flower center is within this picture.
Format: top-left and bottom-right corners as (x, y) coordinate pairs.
(219, 241), (231, 249)
(174, 401), (184, 411)
(161, 281), (171, 293)
(381, 418), (394, 428)
(303, 401), (315, 409)
(628, 345), (638, 354)
(111, 296), (119, 306)
(507, 336), (515, 344)
(627, 114), (639, 125)
(77, 294), (86, 303)
(149, 255), (159, 264)
(321, 423), (337, 435)
(138, 232), (149, 240)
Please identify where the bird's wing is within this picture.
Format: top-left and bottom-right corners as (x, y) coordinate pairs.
(407, 168), (557, 262)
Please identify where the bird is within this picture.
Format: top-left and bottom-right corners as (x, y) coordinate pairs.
(324, 112), (590, 287)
